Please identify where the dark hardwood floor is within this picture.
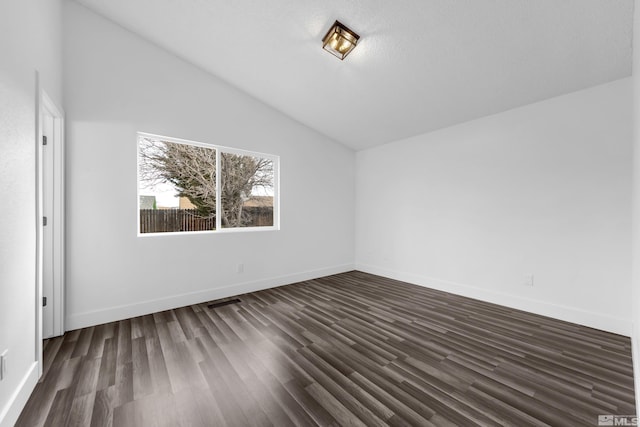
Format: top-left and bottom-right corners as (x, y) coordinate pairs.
(16, 271), (636, 426)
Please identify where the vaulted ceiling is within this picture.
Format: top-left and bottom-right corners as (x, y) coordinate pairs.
(74, 0), (634, 150)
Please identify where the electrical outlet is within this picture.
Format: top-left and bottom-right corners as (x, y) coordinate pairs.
(237, 263), (244, 273)
(524, 274), (534, 287)
(0, 350), (7, 381)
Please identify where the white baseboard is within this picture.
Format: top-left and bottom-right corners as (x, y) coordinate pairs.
(356, 263), (632, 336)
(0, 362), (38, 427)
(65, 264), (354, 330)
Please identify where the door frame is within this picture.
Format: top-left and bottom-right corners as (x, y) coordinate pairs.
(36, 87), (65, 374)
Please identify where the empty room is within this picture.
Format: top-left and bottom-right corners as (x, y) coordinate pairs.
(2, 0), (640, 426)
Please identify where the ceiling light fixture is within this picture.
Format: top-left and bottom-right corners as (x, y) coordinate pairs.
(322, 20), (360, 60)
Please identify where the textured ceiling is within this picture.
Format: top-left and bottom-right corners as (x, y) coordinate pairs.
(73, 0), (634, 150)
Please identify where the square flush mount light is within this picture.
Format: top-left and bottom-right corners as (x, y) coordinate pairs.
(322, 20), (360, 60)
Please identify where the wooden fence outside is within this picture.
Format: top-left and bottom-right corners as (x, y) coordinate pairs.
(140, 207), (273, 233)
(242, 206), (273, 227)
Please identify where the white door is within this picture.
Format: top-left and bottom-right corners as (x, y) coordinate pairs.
(42, 110), (54, 339)
(39, 92), (64, 340)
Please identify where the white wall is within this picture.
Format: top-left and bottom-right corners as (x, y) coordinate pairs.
(63, 1), (355, 329)
(631, 0), (640, 410)
(0, 0), (63, 425)
(356, 78), (632, 335)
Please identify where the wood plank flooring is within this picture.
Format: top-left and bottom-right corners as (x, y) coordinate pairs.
(16, 271), (636, 426)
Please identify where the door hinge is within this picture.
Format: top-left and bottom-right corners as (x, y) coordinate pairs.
(43, 216), (47, 226)
(43, 135), (47, 146)
(43, 297), (47, 307)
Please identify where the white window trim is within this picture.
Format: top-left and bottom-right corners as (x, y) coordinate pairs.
(137, 132), (280, 236)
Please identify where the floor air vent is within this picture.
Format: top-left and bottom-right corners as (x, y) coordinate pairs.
(208, 298), (241, 309)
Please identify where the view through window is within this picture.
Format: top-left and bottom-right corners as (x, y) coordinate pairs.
(137, 133), (278, 234)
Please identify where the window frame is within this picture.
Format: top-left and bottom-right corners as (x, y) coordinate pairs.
(136, 132), (280, 237)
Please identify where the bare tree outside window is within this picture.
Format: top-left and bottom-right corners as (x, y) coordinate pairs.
(221, 153), (273, 228)
(138, 134), (277, 234)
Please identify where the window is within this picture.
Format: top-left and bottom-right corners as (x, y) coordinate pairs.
(137, 133), (278, 235)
